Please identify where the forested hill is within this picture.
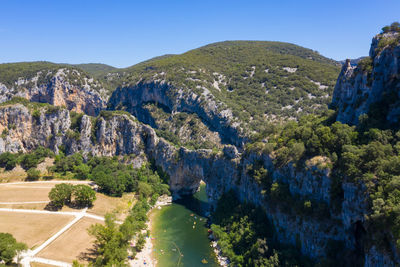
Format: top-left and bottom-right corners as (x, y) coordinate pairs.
(112, 41), (340, 128)
(72, 63), (116, 77)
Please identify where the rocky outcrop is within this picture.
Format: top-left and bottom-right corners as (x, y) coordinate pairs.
(0, 104), (376, 264)
(331, 32), (400, 125)
(107, 81), (247, 148)
(0, 68), (107, 116)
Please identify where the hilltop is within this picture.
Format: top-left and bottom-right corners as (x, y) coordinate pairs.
(107, 41), (340, 147)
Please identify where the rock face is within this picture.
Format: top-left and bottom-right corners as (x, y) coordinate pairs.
(108, 81), (247, 148)
(0, 35), (398, 265)
(0, 103), (390, 265)
(331, 32), (400, 125)
(0, 68), (107, 116)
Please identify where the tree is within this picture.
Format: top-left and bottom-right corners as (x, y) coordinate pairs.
(73, 163), (91, 180)
(26, 168), (40, 181)
(48, 183), (74, 208)
(0, 152), (18, 170)
(73, 184), (96, 207)
(89, 214), (128, 266)
(0, 233), (27, 265)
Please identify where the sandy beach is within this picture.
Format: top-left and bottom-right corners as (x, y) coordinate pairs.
(129, 195), (172, 267)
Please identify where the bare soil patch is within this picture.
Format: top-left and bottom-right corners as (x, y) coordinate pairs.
(37, 217), (102, 263)
(0, 211), (74, 248)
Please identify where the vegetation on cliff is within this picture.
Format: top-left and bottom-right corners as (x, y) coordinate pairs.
(0, 62), (111, 95)
(211, 191), (312, 267)
(110, 41), (340, 133)
(245, 109), (400, 257)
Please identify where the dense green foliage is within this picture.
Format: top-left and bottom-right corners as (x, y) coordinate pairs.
(0, 152), (19, 170)
(26, 168), (41, 181)
(73, 184), (97, 207)
(50, 153), (169, 198)
(48, 183), (96, 208)
(112, 41), (340, 133)
(144, 103), (221, 149)
(89, 178), (164, 266)
(0, 146), (53, 173)
(73, 63), (116, 77)
(89, 213), (130, 266)
(246, 111), (400, 254)
(48, 183), (75, 207)
(0, 233), (27, 265)
(211, 191), (311, 267)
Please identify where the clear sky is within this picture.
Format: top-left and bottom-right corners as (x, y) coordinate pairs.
(0, 0), (398, 68)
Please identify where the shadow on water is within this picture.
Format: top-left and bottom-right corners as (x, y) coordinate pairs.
(174, 187), (211, 217)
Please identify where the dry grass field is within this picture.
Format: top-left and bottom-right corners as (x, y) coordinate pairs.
(0, 211), (74, 248)
(0, 158), (54, 183)
(30, 262), (55, 267)
(88, 192), (135, 220)
(0, 202), (47, 210)
(0, 180), (135, 264)
(37, 217), (101, 263)
(0, 166), (27, 183)
(0, 186), (51, 202)
(0, 181), (92, 204)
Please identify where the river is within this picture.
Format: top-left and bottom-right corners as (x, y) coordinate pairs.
(151, 184), (219, 267)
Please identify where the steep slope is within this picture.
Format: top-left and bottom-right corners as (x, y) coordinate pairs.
(332, 26), (400, 127)
(0, 62), (108, 116)
(108, 41), (340, 147)
(0, 99), (391, 266)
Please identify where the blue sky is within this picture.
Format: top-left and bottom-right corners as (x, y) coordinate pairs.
(0, 0), (398, 68)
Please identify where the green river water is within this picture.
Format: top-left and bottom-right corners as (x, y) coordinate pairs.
(151, 184), (219, 267)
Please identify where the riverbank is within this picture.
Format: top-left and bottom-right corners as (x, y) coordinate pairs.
(129, 195), (172, 267)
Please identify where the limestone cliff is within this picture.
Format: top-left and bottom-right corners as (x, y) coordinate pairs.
(331, 31), (400, 125)
(108, 81), (246, 148)
(0, 103), (393, 265)
(0, 67), (107, 116)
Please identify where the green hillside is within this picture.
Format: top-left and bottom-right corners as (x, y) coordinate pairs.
(116, 41), (341, 132)
(73, 63), (116, 77)
(0, 61), (71, 88)
(0, 61), (112, 95)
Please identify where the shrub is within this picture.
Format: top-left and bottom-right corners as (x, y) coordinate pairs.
(26, 168), (40, 181)
(0, 152), (18, 170)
